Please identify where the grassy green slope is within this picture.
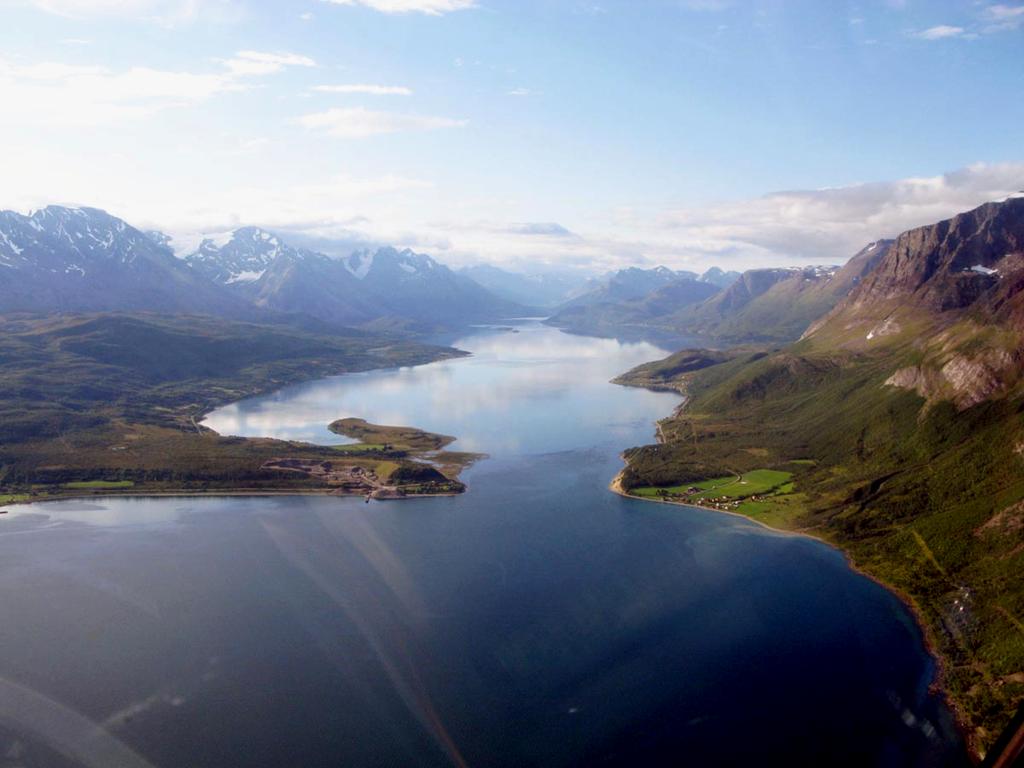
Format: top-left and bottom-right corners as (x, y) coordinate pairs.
(617, 335), (1024, 753)
(665, 275), (843, 344)
(0, 313), (468, 497)
(0, 313), (458, 441)
(610, 348), (738, 392)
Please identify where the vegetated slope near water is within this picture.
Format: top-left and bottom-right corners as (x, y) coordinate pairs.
(615, 195), (1024, 755)
(668, 240), (889, 343)
(0, 313), (468, 499)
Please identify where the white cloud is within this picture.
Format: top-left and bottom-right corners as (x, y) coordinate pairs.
(986, 3), (1024, 20)
(912, 6), (1024, 38)
(507, 87), (531, 96)
(504, 222), (575, 237)
(170, 174), (435, 241)
(19, 0), (243, 24)
(319, 0), (475, 15)
(312, 83), (412, 95)
(655, 162), (1024, 266)
(681, 0), (731, 10)
(0, 59), (242, 125)
(296, 107), (466, 138)
(982, 3), (1024, 30)
(174, 162), (1022, 273)
(914, 24), (966, 39)
(416, 164), (1024, 272)
(222, 50), (316, 76)
(0, 50), (313, 126)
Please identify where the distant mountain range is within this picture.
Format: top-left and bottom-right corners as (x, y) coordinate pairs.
(0, 203), (908, 347)
(559, 265), (739, 310)
(457, 264), (586, 309)
(0, 206), (253, 317)
(185, 226), (526, 330)
(0, 207), (526, 332)
(546, 255), (883, 344)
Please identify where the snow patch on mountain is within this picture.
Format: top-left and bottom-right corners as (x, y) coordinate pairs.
(184, 227), (296, 285)
(345, 251), (375, 279)
(226, 269), (266, 284)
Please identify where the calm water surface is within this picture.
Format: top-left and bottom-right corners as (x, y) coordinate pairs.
(0, 322), (968, 767)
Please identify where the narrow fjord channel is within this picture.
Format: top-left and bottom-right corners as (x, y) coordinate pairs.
(0, 322), (968, 767)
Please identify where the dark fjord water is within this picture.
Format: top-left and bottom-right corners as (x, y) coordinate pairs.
(0, 322), (967, 767)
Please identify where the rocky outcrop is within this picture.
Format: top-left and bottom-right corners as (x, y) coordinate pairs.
(842, 197), (1024, 314)
(884, 347), (1017, 411)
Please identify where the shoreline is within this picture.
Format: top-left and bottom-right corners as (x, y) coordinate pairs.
(609, 468), (977, 760)
(0, 485), (466, 512)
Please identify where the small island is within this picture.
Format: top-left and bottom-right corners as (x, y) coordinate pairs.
(260, 418), (479, 500)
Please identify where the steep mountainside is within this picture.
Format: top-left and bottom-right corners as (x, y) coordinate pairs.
(808, 197), (1024, 410)
(342, 246), (526, 324)
(0, 207), (249, 316)
(614, 197), (1024, 752)
(185, 227), (302, 286)
(670, 243), (890, 343)
(188, 232), (525, 329)
(0, 207), (528, 333)
(246, 248), (381, 326)
(560, 266), (695, 309)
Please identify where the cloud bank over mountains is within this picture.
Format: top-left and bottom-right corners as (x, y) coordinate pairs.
(1, 1), (1021, 274)
(2, 159), (1020, 276)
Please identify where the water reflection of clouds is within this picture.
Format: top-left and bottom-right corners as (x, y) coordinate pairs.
(203, 323), (679, 456)
(4, 499), (189, 528)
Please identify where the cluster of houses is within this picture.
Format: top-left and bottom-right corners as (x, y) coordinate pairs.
(653, 486), (770, 511)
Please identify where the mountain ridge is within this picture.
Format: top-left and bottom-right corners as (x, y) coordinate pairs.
(0, 206), (527, 332)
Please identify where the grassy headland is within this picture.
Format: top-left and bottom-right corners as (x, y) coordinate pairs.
(613, 340), (1024, 756)
(0, 313), (474, 504)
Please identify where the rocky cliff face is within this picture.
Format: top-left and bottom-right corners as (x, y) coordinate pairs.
(841, 196), (1024, 315)
(808, 196), (1024, 410)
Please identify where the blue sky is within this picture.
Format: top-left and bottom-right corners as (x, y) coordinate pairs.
(0, 0), (1022, 272)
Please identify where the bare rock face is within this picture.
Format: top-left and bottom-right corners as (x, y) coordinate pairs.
(884, 348), (1017, 410)
(941, 350), (1014, 409)
(976, 500), (1024, 537)
(845, 197), (1024, 314)
(809, 196), (1024, 410)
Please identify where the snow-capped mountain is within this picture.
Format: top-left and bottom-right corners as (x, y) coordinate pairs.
(342, 246), (439, 283)
(341, 246), (527, 324)
(698, 266), (741, 289)
(185, 227), (305, 286)
(0, 206), (528, 329)
(0, 206), (248, 316)
(183, 232), (527, 327)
